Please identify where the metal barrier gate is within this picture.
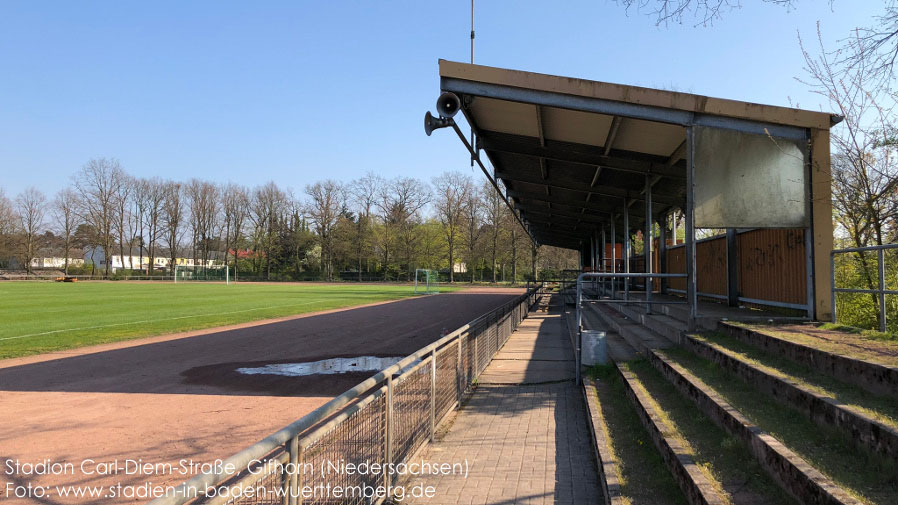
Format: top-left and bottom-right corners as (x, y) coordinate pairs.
(149, 288), (540, 505)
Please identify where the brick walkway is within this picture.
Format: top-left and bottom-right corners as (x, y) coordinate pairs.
(403, 301), (601, 505)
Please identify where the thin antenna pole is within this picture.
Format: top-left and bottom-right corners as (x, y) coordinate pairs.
(470, 0), (475, 167)
(471, 0), (475, 64)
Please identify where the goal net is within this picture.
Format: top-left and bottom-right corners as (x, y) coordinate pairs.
(174, 264), (229, 283)
(414, 269), (440, 294)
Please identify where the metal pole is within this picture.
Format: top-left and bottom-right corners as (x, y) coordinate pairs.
(658, 213), (666, 294)
(686, 127), (698, 331)
(624, 202), (630, 300)
(456, 336), (463, 403)
(611, 217), (617, 299)
(672, 210), (678, 245)
(430, 349), (437, 441)
(283, 437), (299, 505)
(726, 228), (738, 307)
(879, 248), (887, 333)
(645, 174), (653, 314)
(831, 253), (837, 324)
(575, 274), (583, 385)
(384, 376), (394, 492)
(601, 225), (607, 295)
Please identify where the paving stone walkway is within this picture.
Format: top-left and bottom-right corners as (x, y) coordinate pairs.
(403, 300), (601, 505)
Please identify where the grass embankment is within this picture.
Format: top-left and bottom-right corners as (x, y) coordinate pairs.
(621, 360), (797, 505)
(735, 322), (898, 367)
(694, 332), (898, 431)
(0, 282), (461, 359)
(589, 365), (686, 505)
(662, 346), (898, 505)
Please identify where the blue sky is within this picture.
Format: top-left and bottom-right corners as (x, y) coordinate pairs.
(0, 1), (884, 199)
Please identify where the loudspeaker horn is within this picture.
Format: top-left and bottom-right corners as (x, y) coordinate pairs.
(425, 111), (451, 136)
(436, 92), (461, 118)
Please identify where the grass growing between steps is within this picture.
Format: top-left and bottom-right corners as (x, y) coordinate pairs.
(663, 347), (898, 505)
(588, 365), (687, 505)
(695, 332), (898, 431)
(730, 322), (898, 367)
(622, 360), (797, 505)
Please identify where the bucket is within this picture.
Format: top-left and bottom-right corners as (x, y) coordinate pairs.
(581, 330), (608, 366)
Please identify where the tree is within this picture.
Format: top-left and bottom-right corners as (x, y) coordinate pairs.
(113, 174), (133, 270)
(349, 173), (382, 280)
(52, 188), (80, 274)
(433, 171), (471, 283)
(0, 189), (18, 268)
(840, 2), (898, 84)
(73, 158), (125, 278)
(222, 183), (250, 280)
(15, 188), (46, 274)
(375, 177), (431, 280)
(251, 182), (288, 280)
(186, 179), (220, 271)
(801, 29), (898, 247)
(614, 0), (797, 26)
(162, 181), (184, 274)
(461, 184), (485, 284)
(142, 178), (166, 274)
(802, 27), (898, 320)
(481, 180), (505, 283)
(305, 180), (344, 281)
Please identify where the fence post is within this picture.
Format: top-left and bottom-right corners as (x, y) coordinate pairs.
(456, 335), (463, 403)
(430, 350), (436, 442)
(294, 445), (303, 505)
(384, 376), (393, 494)
(473, 327), (479, 376)
(831, 252), (837, 324)
(879, 248), (887, 333)
(282, 436), (299, 505)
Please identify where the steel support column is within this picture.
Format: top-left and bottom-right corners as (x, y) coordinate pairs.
(645, 174), (653, 314)
(685, 127), (698, 330)
(726, 229), (739, 307)
(624, 202), (630, 299)
(658, 213), (667, 293)
(611, 217), (617, 298)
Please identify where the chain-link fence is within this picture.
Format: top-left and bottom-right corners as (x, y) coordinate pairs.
(149, 288), (539, 505)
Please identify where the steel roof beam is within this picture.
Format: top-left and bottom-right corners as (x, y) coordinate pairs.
(497, 170), (682, 205)
(478, 131), (686, 180)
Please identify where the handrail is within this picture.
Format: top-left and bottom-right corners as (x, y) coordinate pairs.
(830, 244), (897, 332)
(149, 287), (538, 505)
(574, 272), (687, 384)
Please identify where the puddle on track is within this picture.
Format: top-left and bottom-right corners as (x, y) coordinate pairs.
(236, 356), (407, 377)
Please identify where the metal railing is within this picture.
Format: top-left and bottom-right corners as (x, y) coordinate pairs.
(574, 272), (688, 384)
(831, 243), (898, 333)
(149, 288), (540, 505)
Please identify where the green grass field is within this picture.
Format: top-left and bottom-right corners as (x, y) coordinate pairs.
(0, 282), (457, 360)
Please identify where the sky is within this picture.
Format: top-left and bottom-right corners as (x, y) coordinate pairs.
(0, 0), (886, 200)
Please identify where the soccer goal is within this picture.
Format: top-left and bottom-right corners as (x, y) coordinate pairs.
(174, 264), (230, 284)
(414, 269), (440, 294)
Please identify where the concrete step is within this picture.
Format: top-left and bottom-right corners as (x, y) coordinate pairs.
(685, 333), (898, 462)
(647, 348), (863, 505)
(615, 362), (731, 505)
(584, 303), (673, 355)
(607, 303), (687, 346)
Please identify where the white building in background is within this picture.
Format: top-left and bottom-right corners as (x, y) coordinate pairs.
(83, 247), (222, 272)
(7, 256), (85, 269)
